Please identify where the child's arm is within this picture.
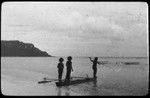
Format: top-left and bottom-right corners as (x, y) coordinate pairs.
(57, 63), (60, 68)
(97, 61), (101, 65)
(71, 63), (73, 72)
(89, 57), (93, 62)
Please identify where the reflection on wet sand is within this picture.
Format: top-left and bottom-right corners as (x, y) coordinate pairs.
(91, 78), (100, 95)
(65, 86), (70, 96)
(57, 86), (71, 96)
(93, 79), (97, 87)
(57, 87), (62, 96)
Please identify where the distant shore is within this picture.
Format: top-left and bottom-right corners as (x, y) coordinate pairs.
(1, 40), (51, 57)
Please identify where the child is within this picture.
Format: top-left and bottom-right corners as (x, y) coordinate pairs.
(89, 57), (100, 78)
(57, 58), (64, 82)
(65, 56), (73, 81)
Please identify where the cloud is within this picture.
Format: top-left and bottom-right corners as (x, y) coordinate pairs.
(35, 11), (125, 43)
(2, 2), (148, 56)
(2, 2), (146, 43)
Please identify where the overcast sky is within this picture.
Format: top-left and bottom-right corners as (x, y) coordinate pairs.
(1, 2), (148, 57)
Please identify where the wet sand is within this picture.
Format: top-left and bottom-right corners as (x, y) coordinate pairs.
(1, 57), (149, 96)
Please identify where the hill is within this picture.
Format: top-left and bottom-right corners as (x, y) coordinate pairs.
(1, 40), (51, 57)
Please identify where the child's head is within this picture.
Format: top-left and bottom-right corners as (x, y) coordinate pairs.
(67, 56), (72, 61)
(59, 58), (64, 62)
(94, 57), (98, 61)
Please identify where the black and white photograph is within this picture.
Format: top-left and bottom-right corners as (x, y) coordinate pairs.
(1, 2), (149, 96)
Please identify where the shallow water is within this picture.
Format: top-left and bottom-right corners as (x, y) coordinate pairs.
(1, 57), (149, 96)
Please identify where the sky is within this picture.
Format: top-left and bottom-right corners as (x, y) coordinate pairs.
(1, 2), (148, 57)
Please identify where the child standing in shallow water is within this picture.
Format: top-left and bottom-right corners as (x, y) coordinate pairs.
(57, 58), (64, 82)
(89, 57), (100, 78)
(65, 56), (73, 81)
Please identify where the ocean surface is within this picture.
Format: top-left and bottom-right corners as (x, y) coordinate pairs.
(1, 57), (149, 96)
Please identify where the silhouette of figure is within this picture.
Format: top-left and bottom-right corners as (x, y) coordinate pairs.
(65, 56), (73, 81)
(89, 57), (100, 78)
(57, 58), (64, 82)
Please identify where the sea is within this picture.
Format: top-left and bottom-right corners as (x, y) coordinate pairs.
(1, 57), (149, 96)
